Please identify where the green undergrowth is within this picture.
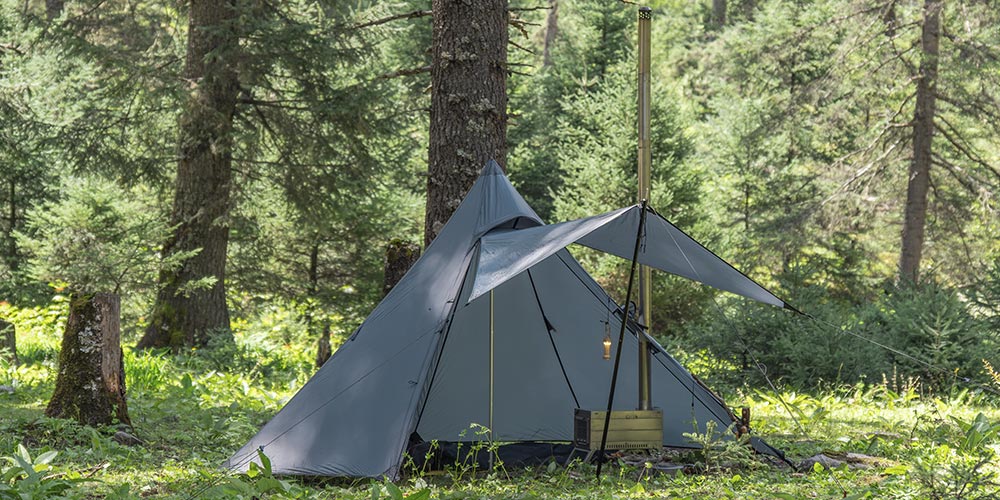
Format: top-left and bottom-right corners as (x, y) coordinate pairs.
(0, 301), (998, 499)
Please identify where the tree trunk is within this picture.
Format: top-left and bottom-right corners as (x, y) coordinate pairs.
(45, 0), (63, 20)
(305, 240), (330, 368)
(5, 178), (17, 272)
(383, 239), (421, 296)
(899, 0), (941, 284)
(882, 1), (897, 38)
(138, 0), (239, 349)
(46, 293), (129, 426)
(315, 323), (332, 368)
(0, 319), (15, 365)
(542, 0), (558, 68)
(425, 0), (509, 247)
(742, 0), (756, 21)
(712, 0), (726, 28)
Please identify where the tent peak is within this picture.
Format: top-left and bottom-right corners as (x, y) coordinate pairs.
(480, 159), (504, 177)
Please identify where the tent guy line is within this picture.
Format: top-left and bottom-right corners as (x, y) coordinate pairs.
(706, 291), (851, 495)
(807, 313), (1000, 397)
(656, 214), (848, 492)
(595, 199), (648, 480)
(526, 268), (581, 408)
(550, 249), (737, 427)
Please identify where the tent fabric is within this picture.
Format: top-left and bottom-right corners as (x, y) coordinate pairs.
(470, 205), (784, 307)
(227, 161), (777, 479)
(225, 161), (540, 477)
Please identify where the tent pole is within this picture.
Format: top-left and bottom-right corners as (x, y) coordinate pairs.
(489, 288), (495, 471)
(596, 201), (648, 480)
(636, 5), (653, 412)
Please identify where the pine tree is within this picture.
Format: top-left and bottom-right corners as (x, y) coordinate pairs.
(898, 0), (941, 284)
(139, 0), (240, 348)
(508, 0), (633, 221)
(137, 0), (414, 348)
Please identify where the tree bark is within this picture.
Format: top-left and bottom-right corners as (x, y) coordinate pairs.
(712, 0), (727, 28)
(882, 1), (897, 38)
(315, 323), (332, 368)
(5, 178), (18, 273)
(425, 0), (509, 247)
(899, 0), (941, 284)
(742, 0), (756, 21)
(139, 0), (239, 349)
(46, 293), (129, 426)
(542, 0), (558, 68)
(305, 240), (331, 368)
(383, 239), (421, 296)
(0, 319), (15, 365)
(45, 0), (63, 21)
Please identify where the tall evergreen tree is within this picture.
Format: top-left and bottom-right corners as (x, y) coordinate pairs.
(541, 0), (558, 68)
(135, 1), (412, 348)
(898, 0), (940, 284)
(139, 0), (239, 348)
(508, 0), (633, 221)
(0, 4), (62, 302)
(683, 0), (1000, 291)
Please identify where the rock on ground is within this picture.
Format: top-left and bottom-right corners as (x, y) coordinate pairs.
(113, 430), (144, 447)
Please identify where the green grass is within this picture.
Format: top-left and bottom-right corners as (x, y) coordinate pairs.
(1, 301), (998, 499)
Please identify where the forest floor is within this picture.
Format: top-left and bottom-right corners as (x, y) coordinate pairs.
(1, 301), (999, 499)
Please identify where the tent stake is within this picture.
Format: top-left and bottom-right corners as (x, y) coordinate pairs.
(595, 201), (648, 480)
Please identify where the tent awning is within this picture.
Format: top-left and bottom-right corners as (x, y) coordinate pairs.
(469, 204), (785, 308)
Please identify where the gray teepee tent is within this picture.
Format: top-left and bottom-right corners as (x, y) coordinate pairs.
(227, 161), (790, 478)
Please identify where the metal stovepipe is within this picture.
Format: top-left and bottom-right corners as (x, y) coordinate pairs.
(636, 6), (653, 411)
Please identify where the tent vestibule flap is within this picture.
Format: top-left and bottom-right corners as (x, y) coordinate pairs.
(470, 205), (785, 308)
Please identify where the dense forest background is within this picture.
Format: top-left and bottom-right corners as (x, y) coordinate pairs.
(1, 0), (999, 388)
(1, 0), (1000, 498)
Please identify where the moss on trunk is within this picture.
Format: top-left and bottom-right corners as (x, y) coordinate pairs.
(0, 319), (15, 365)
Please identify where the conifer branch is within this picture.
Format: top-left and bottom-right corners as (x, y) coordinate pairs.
(941, 33), (1000, 63)
(377, 65), (431, 80)
(931, 154), (988, 196)
(822, 136), (906, 205)
(508, 6), (551, 12)
(245, 96), (279, 139)
(0, 43), (23, 55)
(508, 39), (535, 55)
(239, 98), (309, 111)
(935, 91), (1000, 123)
(508, 15), (538, 39)
(353, 10), (431, 30)
(934, 117), (1000, 182)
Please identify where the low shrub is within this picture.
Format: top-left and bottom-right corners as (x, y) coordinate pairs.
(682, 280), (996, 391)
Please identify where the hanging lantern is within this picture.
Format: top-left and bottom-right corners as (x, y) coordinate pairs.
(603, 322), (612, 360)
